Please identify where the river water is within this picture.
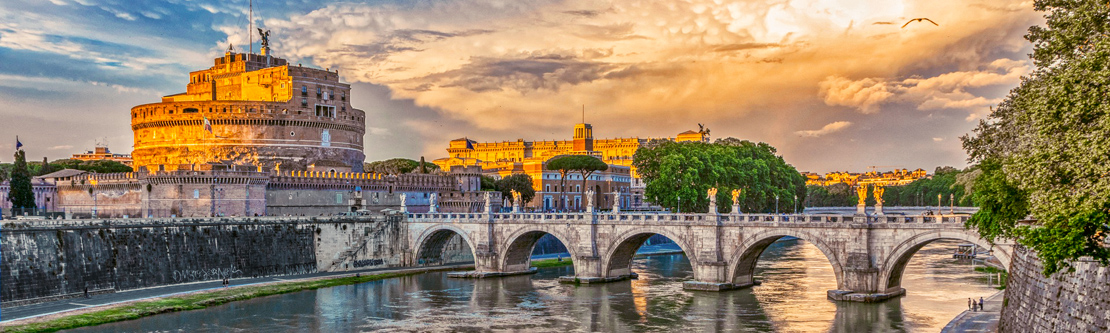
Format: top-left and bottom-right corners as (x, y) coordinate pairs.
(68, 239), (999, 332)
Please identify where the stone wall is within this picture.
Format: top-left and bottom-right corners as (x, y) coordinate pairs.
(0, 215), (415, 306)
(999, 245), (1110, 332)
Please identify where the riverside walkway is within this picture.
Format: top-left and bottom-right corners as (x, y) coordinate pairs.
(0, 263), (473, 323)
(941, 290), (1004, 333)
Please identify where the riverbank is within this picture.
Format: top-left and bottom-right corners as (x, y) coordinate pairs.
(0, 264), (473, 333)
(531, 258), (573, 268)
(940, 290), (1004, 333)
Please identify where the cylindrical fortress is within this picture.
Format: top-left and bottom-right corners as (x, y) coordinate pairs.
(130, 50), (365, 172)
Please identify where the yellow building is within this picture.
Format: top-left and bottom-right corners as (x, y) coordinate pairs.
(805, 168), (929, 187)
(130, 40), (365, 172)
(71, 146), (132, 166)
(433, 122), (709, 211)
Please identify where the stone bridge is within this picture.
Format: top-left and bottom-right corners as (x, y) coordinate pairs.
(406, 209), (1012, 302)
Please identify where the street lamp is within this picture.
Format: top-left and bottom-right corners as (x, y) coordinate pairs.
(677, 194), (681, 214)
(775, 194), (779, 215)
(794, 194), (797, 213)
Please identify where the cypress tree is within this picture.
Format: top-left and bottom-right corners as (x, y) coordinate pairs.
(9, 149), (36, 212)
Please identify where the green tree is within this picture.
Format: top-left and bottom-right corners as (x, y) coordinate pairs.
(961, 0), (1110, 274)
(479, 175), (497, 191)
(546, 155), (608, 211)
(363, 158), (440, 175)
(8, 150), (36, 212)
(633, 138), (805, 213)
(496, 174), (536, 206)
(47, 159), (132, 174)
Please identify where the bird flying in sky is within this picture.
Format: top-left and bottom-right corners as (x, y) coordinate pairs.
(902, 18), (938, 28)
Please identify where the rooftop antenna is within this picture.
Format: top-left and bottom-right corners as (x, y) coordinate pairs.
(249, 0), (253, 55)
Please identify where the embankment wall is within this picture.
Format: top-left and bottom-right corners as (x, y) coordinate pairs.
(999, 245), (1109, 332)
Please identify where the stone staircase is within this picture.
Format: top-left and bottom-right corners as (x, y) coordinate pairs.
(327, 230), (370, 272)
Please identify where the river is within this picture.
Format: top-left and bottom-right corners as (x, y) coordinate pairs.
(67, 239), (1000, 332)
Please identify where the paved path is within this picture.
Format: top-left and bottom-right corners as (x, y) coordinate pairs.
(0, 263), (474, 323)
(941, 290), (1005, 333)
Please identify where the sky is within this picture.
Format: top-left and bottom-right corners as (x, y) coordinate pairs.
(0, 0), (1043, 173)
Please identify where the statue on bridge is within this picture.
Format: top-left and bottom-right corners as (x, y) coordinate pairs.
(874, 185), (885, 215)
(400, 193), (408, 213)
(707, 187), (718, 214)
(856, 184), (868, 215)
(429, 192), (438, 213)
(510, 190), (521, 213)
(612, 190), (621, 214)
(585, 188), (595, 212)
(731, 189), (742, 214)
(484, 192), (492, 213)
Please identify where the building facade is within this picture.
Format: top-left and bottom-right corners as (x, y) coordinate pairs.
(803, 169), (929, 187)
(433, 122), (709, 211)
(70, 146), (132, 166)
(130, 43), (365, 173)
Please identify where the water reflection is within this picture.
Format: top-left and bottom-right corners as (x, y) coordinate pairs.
(67, 239), (999, 333)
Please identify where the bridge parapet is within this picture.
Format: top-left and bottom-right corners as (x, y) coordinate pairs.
(407, 212), (971, 225)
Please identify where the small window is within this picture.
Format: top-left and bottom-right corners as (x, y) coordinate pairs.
(301, 86), (308, 96)
(302, 98), (308, 107)
(193, 189), (199, 199)
(290, 131), (295, 136)
(182, 108), (198, 113)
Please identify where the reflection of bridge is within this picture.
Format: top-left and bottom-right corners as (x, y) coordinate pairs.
(407, 208), (1010, 302)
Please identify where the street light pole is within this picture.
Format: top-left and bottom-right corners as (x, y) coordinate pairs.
(775, 194), (779, 215)
(794, 194), (797, 213)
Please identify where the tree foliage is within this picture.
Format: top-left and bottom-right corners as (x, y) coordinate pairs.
(46, 159), (132, 174)
(961, 0), (1110, 274)
(496, 173), (536, 205)
(8, 150), (36, 210)
(363, 158), (440, 175)
(546, 155), (608, 211)
(633, 138), (805, 213)
(479, 175), (497, 191)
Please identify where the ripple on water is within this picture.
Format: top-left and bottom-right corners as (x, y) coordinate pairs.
(63, 240), (1001, 333)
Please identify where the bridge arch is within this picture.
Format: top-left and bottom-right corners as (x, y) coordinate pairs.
(601, 227), (698, 279)
(727, 229), (845, 289)
(879, 230), (1012, 293)
(499, 227), (580, 273)
(412, 224), (478, 266)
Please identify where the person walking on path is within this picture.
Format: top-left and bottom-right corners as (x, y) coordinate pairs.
(979, 297), (985, 310)
(968, 298), (972, 310)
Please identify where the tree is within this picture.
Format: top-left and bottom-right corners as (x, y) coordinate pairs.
(48, 159), (132, 174)
(633, 138), (805, 213)
(363, 158), (440, 175)
(496, 174), (536, 206)
(961, 0), (1110, 274)
(37, 157), (54, 176)
(8, 150), (36, 213)
(479, 175), (497, 191)
(546, 155), (607, 211)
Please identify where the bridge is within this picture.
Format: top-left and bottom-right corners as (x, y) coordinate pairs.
(406, 207), (1011, 303)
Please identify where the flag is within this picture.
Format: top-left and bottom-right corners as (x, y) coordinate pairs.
(203, 117), (213, 134)
(465, 137), (474, 150)
(15, 136), (22, 150)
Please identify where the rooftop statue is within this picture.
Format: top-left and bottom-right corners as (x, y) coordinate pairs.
(731, 189), (741, 206)
(257, 28), (270, 49)
(873, 185), (885, 205)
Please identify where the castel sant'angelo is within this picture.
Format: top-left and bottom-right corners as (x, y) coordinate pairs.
(130, 36), (364, 173)
(35, 34), (493, 219)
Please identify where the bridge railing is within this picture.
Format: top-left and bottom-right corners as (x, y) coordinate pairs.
(405, 212), (972, 224)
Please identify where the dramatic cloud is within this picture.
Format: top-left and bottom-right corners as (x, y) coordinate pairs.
(1, 0), (1045, 173)
(796, 121), (852, 137)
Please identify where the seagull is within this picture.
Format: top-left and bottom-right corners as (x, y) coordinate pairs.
(902, 18), (938, 28)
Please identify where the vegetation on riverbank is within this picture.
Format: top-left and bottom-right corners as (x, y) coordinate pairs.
(531, 258), (573, 268)
(974, 266), (1008, 290)
(1, 268), (467, 333)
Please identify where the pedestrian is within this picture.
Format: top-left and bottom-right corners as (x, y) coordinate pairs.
(967, 298), (972, 310)
(84, 286), (89, 299)
(979, 297), (985, 310)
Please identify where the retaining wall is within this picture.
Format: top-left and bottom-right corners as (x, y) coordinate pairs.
(999, 245), (1110, 332)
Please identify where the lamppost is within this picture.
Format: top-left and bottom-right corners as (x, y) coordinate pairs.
(677, 194), (681, 214)
(775, 194), (779, 215)
(793, 194), (797, 213)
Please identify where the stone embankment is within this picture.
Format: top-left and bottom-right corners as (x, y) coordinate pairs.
(999, 245), (1109, 332)
(0, 215), (456, 307)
